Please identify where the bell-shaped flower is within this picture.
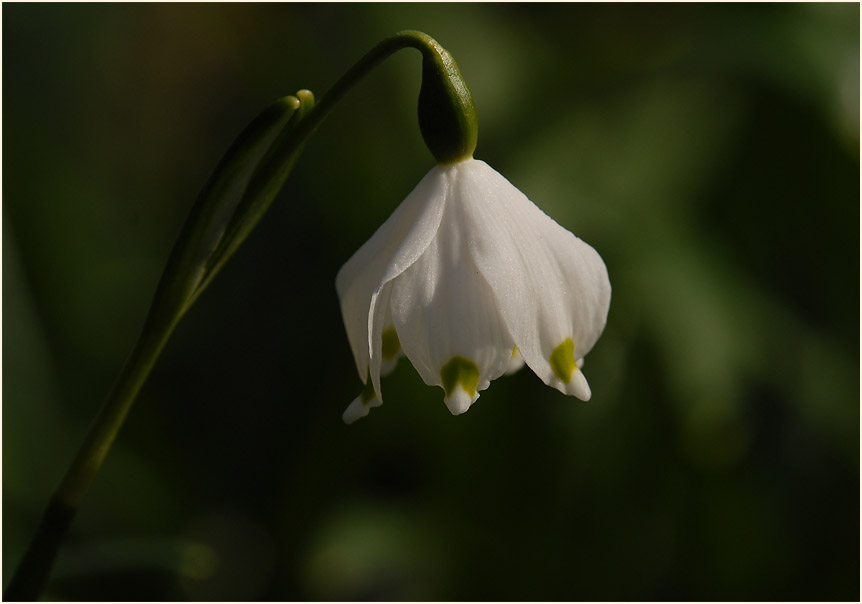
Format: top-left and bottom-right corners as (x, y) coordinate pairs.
(336, 158), (611, 424)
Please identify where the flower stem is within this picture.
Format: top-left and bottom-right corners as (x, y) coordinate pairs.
(3, 314), (176, 601)
(4, 30), (474, 601)
(301, 30), (477, 163)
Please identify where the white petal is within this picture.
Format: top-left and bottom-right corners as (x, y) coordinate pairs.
(367, 281), (394, 402)
(380, 356), (400, 377)
(506, 347), (526, 375)
(379, 303), (403, 377)
(456, 159), (611, 400)
(389, 166), (515, 414)
(567, 368), (591, 400)
(444, 385), (474, 415)
(335, 166), (448, 393)
(342, 391), (383, 425)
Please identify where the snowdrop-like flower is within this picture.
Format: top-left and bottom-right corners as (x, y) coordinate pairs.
(337, 158), (611, 423)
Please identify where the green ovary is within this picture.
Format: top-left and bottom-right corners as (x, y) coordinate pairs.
(440, 356), (480, 398)
(550, 338), (577, 384)
(382, 328), (401, 360)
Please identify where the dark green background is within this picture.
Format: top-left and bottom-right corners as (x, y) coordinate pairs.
(4, 3), (859, 601)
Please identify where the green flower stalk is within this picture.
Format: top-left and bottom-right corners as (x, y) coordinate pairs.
(4, 30), (477, 601)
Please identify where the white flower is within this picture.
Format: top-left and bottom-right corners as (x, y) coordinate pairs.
(336, 158), (611, 424)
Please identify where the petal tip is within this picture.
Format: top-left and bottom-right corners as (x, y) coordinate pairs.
(342, 394), (382, 425)
(444, 386), (477, 415)
(505, 347), (526, 375)
(546, 368), (592, 401)
(380, 356), (400, 377)
(567, 369), (592, 401)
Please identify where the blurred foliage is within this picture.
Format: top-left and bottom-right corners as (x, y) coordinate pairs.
(3, 3), (859, 601)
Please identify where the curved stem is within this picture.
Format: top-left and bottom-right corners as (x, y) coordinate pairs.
(4, 30), (468, 601)
(314, 30), (438, 124)
(266, 30), (474, 167)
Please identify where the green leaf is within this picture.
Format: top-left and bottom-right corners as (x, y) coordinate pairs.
(147, 93), (307, 329)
